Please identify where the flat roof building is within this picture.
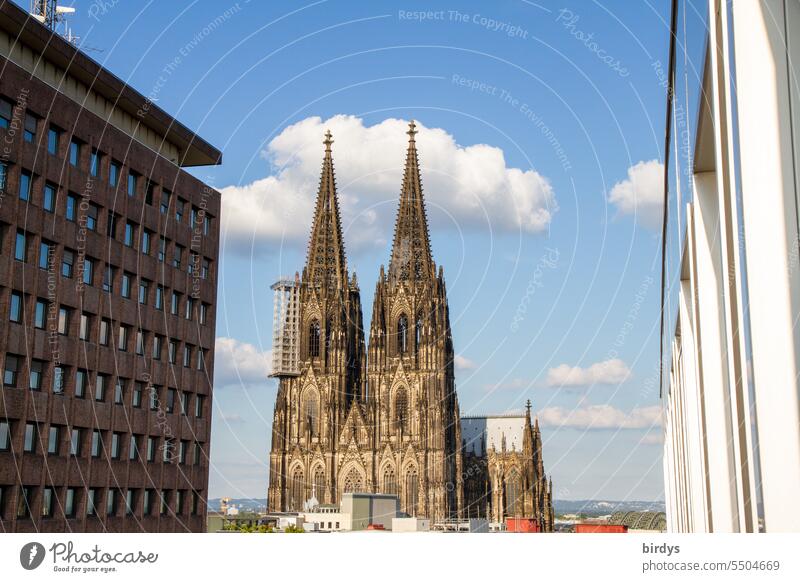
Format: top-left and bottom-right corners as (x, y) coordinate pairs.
(0, 1), (221, 532)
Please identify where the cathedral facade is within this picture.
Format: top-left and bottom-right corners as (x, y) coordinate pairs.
(267, 122), (553, 530)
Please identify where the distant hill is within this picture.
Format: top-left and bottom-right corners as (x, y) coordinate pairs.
(554, 499), (665, 515)
(209, 497), (665, 515)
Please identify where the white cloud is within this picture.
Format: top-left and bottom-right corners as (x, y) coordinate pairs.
(455, 355), (477, 370)
(608, 159), (664, 229)
(214, 337), (271, 388)
(538, 404), (662, 430)
(641, 431), (664, 445)
(545, 358), (631, 387)
(221, 115), (557, 255)
(218, 412), (245, 424)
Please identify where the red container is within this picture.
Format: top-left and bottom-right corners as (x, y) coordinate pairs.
(505, 518), (540, 533)
(574, 524), (628, 533)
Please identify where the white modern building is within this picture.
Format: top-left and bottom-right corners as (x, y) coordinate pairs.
(661, 0), (800, 533)
(300, 492), (400, 531)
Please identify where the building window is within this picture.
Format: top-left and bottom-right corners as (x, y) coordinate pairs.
(166, 388), (176, 414)
(47, 426), (59, 455)
(114, 378), (125, 404)
(0, 421), (11, 451)
(132, 383), (143, 408)
(86, 203), (99, 231)
(185, 297), (193, 320)
(43, 182), (56, 212)
(394, 387), (408, 433)
(47, 126), (59, 155)
(110, 161), (121, 187)
(42, 487), (54, 518)
(304, 391), (319, 438)
(24, 422), (37, 453)
(397, 314), (408, 354)
(160, 189), (171, 214)
(17, 486), (32, 519)
(0, 161), (7, 190)
(138, 279), (149, 304)
(126, 490), (136, 516)
(66, 193), (78, 221)
(121, 272), (132, 298)
(111, 433), (121, 460)
(79, 313), (89, 340)
(201, 258), (210, 280)
(170, 291), (181, 315)
(61, 249), (75, 278)
(69, 139), (80, 167)
(34, 299), (46, 329)
(404, 469), (419, 516)
(29, 360), (44, 391)
(3, 354), (20, 387)
(160, 491), (169, 515)
(146, 437), (156, 462)
(143, 490), (153, 515)
(163, 438), (174, 462)
(193, 442), (202, 465)
(99, 319), (110, 346)
(70, 428), (82, 456)
(168, 340), (177, 364)
(103, 265), (115, 292)
(39, 241), (53, 270)
(383, 467), (397, 496)
(172, 244), (183, 269)
(197, 349), (206, 371)
(199, 303), (208, 325)
(142, 229), (152, 255)
(204, 214), (212, 236)
(0, 98), (11, 127)
(157, 236), (166, 262)
(75, 370), (88, 398)
(290, 468), (304, 511)
(57, 307), (70, 335)
(118, 325), (129, 351)
(23, 113), (37, 143)
(149, 387), (159, 411)
(176, 198), (185, 222)
(179, 440), (187, 464)
(53, 366), (65, 394)
(95, 374), (107, 402)
(65, 488), (76, 517)
(90, 149), (101, 178)
(152, 335), (163, 360)
(91, 430), (102, 457)
(127, 172), (137, 197)
(87, 489), (98, 516)
(176, 490), (184, 515)
(82, 257), (94, 286)
(135, 330), (145, 355)
(183, 345), (192, 368)
(155, 286), (164, 310)
(124, 222), (135, 247)
(18, 169), (31, 201)
(191, 491), (200, 515)
(14, 230), (27, 262)
(145, 180), (155, 205)
(195, 395), (204, 419)
(309, 320), (320, 358)
(129, 435), (139, 460)
(9, 291), (23, 323)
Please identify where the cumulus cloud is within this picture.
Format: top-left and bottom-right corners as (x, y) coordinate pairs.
(221, 115), (557, 255)
(214, 337), (271, 388)
(608, 159), (664, 229)
(538, 404), (662, 430)
(545, 358), (631, 387)
(455, 355), (477, 370)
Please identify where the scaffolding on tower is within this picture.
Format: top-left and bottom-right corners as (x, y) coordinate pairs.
(270, 275), (301, 377)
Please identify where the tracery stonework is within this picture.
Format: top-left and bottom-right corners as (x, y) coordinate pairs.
(267, 123), (554, 531)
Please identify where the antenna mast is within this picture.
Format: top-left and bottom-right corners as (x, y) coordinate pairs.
(30, 0), (77, 42)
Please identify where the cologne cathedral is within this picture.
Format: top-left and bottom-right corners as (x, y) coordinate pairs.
(267, 122), (554, 530)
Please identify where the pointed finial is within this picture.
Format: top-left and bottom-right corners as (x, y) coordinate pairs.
(526, 399), (532, 416)
(407, 120), (417, 142)
(323, 130), (334, 152)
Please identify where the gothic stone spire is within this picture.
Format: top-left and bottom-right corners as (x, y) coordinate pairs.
(305, 130), (348, 291)
(389, 120), (435, 282)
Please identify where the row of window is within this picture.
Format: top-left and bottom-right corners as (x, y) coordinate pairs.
(10, 224), (214, 286)
(0, 483), (203, 521)
(1, 356), (207, 415)
(0, 99), (214, 236)
(8, 294), (210, 361)
(0, 420), (205, 466)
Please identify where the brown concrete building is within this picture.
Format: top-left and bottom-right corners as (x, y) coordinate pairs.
(0, 2), (221, 532)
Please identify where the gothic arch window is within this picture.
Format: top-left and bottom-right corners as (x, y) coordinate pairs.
(404, 468), (419, 516)
(397, 314), (408, 354)
(415, 312), (423, 350)
(290, 467), (305, 511)
(382, 467), (397, 496)
(304, 390), (319, 438)
(324, 316), (333, 364)
(394, 387), (408, 433)
(505, 470), (521, 517)
(309, 320), (320, 358)
(342, 468), (364, 494)
(313, 466), (326, 502)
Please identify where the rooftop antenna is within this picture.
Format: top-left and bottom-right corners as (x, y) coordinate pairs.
(30, 1), (78, 43)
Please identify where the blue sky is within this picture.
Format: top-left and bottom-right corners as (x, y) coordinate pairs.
(48, 0), (710, 501)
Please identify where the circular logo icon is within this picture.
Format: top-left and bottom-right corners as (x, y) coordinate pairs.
(19, 542), (46, 570)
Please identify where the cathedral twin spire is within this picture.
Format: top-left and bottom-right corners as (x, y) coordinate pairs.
(304, 121), (436, 285)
